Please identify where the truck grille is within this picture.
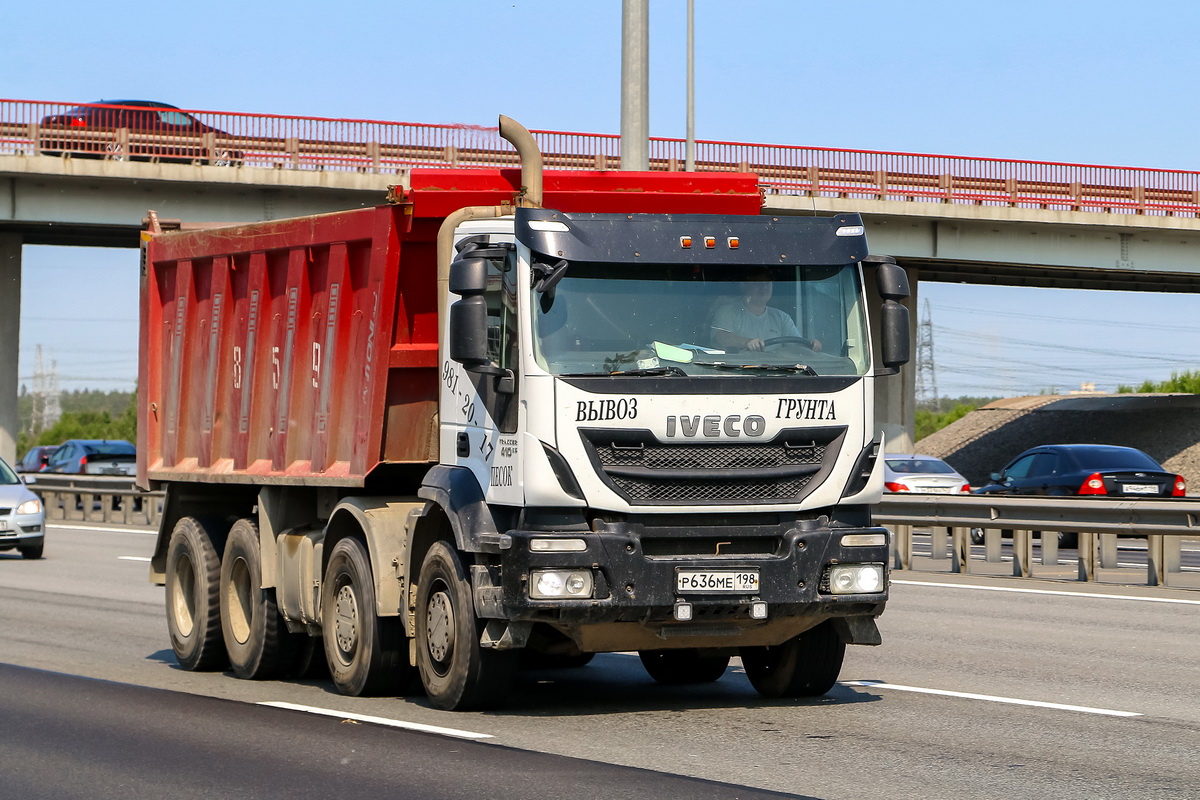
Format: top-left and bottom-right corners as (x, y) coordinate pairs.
(580, 427), (845, 505)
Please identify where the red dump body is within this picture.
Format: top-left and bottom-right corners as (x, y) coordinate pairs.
(138, 169), (764, 487)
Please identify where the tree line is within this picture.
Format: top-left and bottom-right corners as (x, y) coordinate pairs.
(17, 388), (136, 458)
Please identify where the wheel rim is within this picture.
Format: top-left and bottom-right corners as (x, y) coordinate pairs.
(225, 555), (253, 645)
(332, 583), (360, 666)
(425, 585), (455, 673)
(170, 553), (196, 637)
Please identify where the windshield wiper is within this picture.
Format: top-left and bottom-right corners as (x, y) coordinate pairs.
(561, 366), (689, 377)
(693, 362), (818, 376)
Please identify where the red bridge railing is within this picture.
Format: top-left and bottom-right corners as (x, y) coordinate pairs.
(3, 98), (1198, 217)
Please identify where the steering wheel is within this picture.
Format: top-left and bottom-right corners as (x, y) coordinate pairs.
(762, 336), (817, 350)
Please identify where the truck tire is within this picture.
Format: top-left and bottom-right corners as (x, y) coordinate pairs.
(638, 649), (730, 684)
(741, 621), (845, 698)
(415, 542), (516, 711)
(220, 519), (304, 679)
(321, 537), (411, 696)
(165, 516), (228, 671)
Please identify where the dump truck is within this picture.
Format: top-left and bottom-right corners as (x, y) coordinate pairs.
(141, 116), (910, 710)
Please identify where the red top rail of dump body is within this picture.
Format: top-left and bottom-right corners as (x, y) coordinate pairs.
(138, 169), (764, 488)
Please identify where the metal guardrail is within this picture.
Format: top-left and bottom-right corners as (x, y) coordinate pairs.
(3, 98), (1200, 217)
(877, 494), (1200, 590)
(18, 473), (1200, 589)
(23, 474), (162, 528)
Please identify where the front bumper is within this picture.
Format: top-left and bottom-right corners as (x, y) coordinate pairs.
(475, 522), (888, 648)
(0, 513), (45, 550)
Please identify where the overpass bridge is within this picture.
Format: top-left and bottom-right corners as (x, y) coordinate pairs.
(3, 99), (1199, 461)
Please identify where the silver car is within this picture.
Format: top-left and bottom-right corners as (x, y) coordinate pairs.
(0, 456), (45, 559)
(883, 454), (971, 494)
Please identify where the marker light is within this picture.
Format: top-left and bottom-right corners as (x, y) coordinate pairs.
(841, 532), (887, 547)
(749, 601), (768, 619)
(836, 225), (865, 237)
(680, 235), (693, 248)
(1078, 472), (1107, 495)
(529, 538), (587, 553)
(727, 236), (740, 249)
(674, 601), (693, 621)
(530, 569), (594, 599)
(527, 219), (570, 232)
(703, 235), (716, 249)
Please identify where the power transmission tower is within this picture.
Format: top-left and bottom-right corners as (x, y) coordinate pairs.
(44, 357), (61, 428)
(31, 345), (46, 432)
(30, 345), (62, 432)
(915, 299), (939, 409)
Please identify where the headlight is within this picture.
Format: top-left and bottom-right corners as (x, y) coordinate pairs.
(16, 498), (42, 515)
(825, 563), (886, 595)
(529, 569), (594, 600)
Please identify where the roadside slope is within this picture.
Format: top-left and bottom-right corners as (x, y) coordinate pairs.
(914, 394), (1200, 488)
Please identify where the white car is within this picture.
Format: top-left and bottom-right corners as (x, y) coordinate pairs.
(883, 454), (970, 494)
(0, 456), (45, 559)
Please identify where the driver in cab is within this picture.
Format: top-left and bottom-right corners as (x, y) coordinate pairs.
(710, 268), (822, 353)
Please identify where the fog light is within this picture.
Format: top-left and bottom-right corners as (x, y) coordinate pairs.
(674, 601), (693, 622)
(750, 601), (768, 619)
(827, 563), (886, 595)
(529, 569), (594, 599)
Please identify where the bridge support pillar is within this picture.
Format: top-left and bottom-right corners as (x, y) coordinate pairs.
(0, 234), (20, 464)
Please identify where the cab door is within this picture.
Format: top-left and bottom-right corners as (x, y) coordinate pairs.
(441, 234), (524, 506)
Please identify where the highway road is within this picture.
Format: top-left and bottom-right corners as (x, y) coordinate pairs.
(2, 523), (1199, 799)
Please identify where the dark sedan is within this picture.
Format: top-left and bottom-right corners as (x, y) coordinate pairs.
(974, 444), (1185, 499)
(43, 440), (136, 476)
(972, 444), (1186, 547)
(14, 445), (59, 473)
(38, 100), (242, 165)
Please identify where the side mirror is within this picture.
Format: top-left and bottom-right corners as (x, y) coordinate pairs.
(449, 256), (488, 296)
(449, 296), (490, 367)
(991, 472), (1001, 482)
(864, 255), (910, 300)
(880, 300), (910, 369)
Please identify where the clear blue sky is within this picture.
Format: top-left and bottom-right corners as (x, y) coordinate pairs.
(7, 0), (1200, 397)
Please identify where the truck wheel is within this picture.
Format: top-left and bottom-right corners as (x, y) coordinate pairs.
(639, 649), (730, 684)
(220, 519), (304, 679)
(321, 537), (410, 696)
(741, 621), (845, 698)
(165, 516), (228, 671)
(415, 541), (516, 711)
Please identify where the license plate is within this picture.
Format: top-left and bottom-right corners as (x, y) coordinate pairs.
(915, 487), (954, 494)
(1122, 484), (1158, 494)
(676, 570), (759, 594)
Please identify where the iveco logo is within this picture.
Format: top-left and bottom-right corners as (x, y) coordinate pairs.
(665, 414), (766, 438)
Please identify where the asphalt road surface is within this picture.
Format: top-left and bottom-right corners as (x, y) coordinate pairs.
(2, 523), (1199, 799)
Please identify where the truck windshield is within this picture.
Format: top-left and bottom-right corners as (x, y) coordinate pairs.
(531, 261), (869, 377)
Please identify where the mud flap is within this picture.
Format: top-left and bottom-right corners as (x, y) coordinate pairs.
(831, 616), (882, 646)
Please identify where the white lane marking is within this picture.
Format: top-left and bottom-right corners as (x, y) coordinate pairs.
(258, 701), (493, 740)
(49, 523), (155, 535)
(892, 579), (1200, 606)
(118, 556), (151, 562)
(842, 680), (1142, 717)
